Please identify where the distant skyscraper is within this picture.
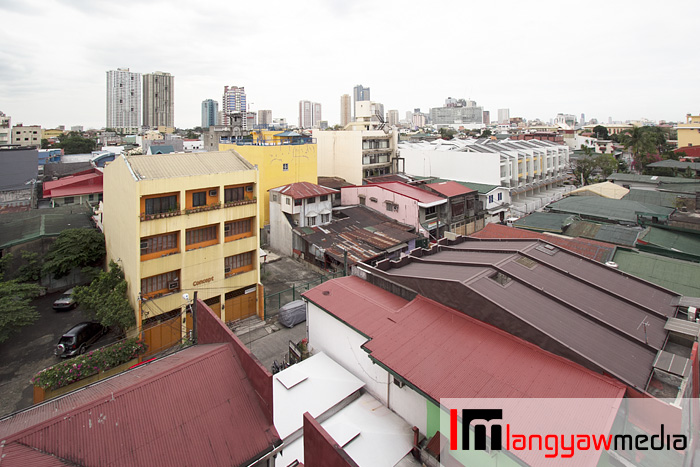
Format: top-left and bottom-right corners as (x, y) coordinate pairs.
(483, 110), (490, 125)
(580, 113), (585, 126)
(258, 110), (272, 127)
(299, 101), (321, 128)
(353, 85), (370, 119)
(106, 68), (141, 133)
(498, 108), (510, 124)
(387, 110), (399, 127)
(142, 71), (174, 128)
(201, 99), (218, 128)
(340, 94), (351, 127)
(222, 86), (247, 129)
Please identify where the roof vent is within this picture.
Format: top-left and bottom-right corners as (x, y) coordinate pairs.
(605, 261), (619, 269)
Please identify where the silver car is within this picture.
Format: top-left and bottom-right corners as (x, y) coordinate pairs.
(53, 288), (77, 311)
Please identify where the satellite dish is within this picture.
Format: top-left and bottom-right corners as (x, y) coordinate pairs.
(383, 126), (392, 135)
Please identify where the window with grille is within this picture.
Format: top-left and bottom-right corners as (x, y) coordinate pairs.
(186, 225), (218, 246)
(224, 186), (247, 203)
(321, 214), (330, 224)
(307, 216), (316, 226)
(320, 195), (328, 202)
(141, 270), (179, 295)
(141, 232), (178, 256)
(224, 251), (254, 273)
(294, 198), (302, 206)
(145, 195), (177, 215)
(307, 197), (316, 204)
(224, 218), (252, 238)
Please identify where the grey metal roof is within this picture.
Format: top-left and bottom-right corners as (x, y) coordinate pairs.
(647, 160), (700, 170)
(367, 237), (682, 392)
(565, 221), (641, 247)
(547, 196), (674, 223)
(125, 150), (255, 180)
(0, 147), (38, 191)
(664, 317), (700, 339)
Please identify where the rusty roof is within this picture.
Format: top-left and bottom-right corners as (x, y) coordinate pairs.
(470, 223), (616, 263)
(0, 343), (281, 467)
(317, 176), (352, 189)
(358, 182), (446, 205)
(295, 206), (419, 265)
(269, 181), (338, 200)
(124, 150), (255, 180)
(364, 237), (682, 392)
(425, 180), (475, 197)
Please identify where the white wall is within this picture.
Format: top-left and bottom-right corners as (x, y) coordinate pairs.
(307, 301), (428, 434)
(313, 130), (363, 185)
(401, 147), (502, 185)
(269, 193), (293, 255)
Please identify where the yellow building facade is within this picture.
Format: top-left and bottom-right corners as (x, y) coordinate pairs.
(677, 114), (700, 148)
(103, 150), (263, 331)
(219, 133), (317, 229)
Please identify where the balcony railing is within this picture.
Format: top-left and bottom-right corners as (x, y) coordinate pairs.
(140, 199), (256, 221)
(219, 137), (316, 146)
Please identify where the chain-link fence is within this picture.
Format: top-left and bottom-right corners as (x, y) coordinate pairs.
(263, 270), (344, 319)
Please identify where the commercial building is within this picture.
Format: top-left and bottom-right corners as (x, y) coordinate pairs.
(298, 100), (321, 128)
(498, 108), (510, 124)
(0, 112), (10, 146)
(257, 109), (272, 128)
(340, 94), (351, 127)
(222, 86), (247, 128)
(482, 110), (490, 125)
(106, 68), (141, 133)
(10, 124), (41, 147)
(386, 109), (399, 127)
(677, 114), (700, 149)
(429, 97), (483, 126)
(352, 84), (370, 119)
(103, 150), (263, 329)
(142, 71), (174, 128)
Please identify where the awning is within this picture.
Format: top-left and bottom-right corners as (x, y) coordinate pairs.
(319, 208), (331, 215)
(385, 243), (408, 253)
(306, 211), (318, 217)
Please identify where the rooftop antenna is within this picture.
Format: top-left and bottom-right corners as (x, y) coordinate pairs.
(637, 316), (650, 345)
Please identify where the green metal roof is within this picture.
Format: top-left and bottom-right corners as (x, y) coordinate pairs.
(638, 227), (700, 259)
(613, 249), (700, 297)
(410, 176), (500, 194)
(607, 173), (698, 184)
(0, 205), (94, 249)
(647, 160), (700, 170)
(622, 189), (682, 209)
(566, 221), (640, 247)
(547, 196), (674, 223)
(657, 182), (700, 193)
(513, 212), (577, 233)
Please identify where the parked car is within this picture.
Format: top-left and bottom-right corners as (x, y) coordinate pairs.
(53, 288), (77, 311)
(54, 322), (108, 358)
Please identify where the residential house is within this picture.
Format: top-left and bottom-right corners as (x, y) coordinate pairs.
(10, 124), (41, 147)
(422, 180), (483, 236)
(677, 114), (700, 149)
(317, 176), (351, 207)
(42, 168), (104, 207)
(341, 181), (446, 239)
(269, 182), (338, 256)
(103, 150), (262, 336)
(292, 205), (420, 271)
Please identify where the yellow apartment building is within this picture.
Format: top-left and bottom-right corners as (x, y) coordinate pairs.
(103, 150), (263, 331)
(677, 114), (700, 148)
(218, 130), (317, 230)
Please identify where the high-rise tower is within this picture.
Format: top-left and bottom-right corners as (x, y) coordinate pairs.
(106, 68), (141, 133)
(142, 71), (174, 128)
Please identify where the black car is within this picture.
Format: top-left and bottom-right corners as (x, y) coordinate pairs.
(54, 322), (108, 358)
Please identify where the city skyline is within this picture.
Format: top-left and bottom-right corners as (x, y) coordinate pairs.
(1, 0), (698, 130)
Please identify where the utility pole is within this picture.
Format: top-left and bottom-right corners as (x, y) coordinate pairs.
(192, 291), (198, 345)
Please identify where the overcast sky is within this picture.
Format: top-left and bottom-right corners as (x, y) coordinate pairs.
(1, 0), (698, 130)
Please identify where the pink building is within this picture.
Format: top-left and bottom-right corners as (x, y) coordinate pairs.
(341, 182), (447, 239)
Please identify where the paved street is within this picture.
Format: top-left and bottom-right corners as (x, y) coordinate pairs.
(0, 291), (118, 418)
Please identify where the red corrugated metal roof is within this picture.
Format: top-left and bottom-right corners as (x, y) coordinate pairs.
(0, 343), (280, 467)
(361, 182), (445, 204)
(675, 146), (700, 159)
(0, 442), (72, 466)
(303, 277), (627, 467)
(470, 223), (616, 263)
(425, 181), (475, 197)
(270, 181), (338, 199)
(43, 171), (103, 198)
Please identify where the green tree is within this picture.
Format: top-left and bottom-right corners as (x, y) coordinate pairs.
(16, 251), (42, 282)
(0, 280), (43, 343)
(480, 129), (493, 138)
(573, 146), (598, 185)
(592, 125), (609, 139)
(42, 229), (105, 279)
(439, 127), (456, 140)
(619, 126), (667, 172)
(55, 131), (97, 155)
(41, 139), (51, 149)
(74, 261), (135, 336)
(594, 154), (618, 179)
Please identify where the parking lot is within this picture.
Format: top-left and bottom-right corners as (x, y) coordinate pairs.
(0, 290), (118, 417)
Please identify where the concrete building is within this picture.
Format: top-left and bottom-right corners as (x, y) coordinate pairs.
(0, 146), (37, 213)
(103, 150), (263, 329)
(142, 71), (174, 128)
(352, 84), (370, 119)
(386, 109), (399, 127)
(298, 100), (321, 128)
(268, 181), (337, 256)
(341, 181), (447, 239)
(429, 97), (483, 125)
(222, 86), (247, 128)
(201, 99), (218, 128)
(340, 94), (351, 127)
(422, 180), (484, 236)
(0, 112), (10, 146)
(10, 124), (41, 147)
(677, 114), (700, 148)
(314, 127), (399, 186)
(257, 109), (272, 128)
(582, 122), (635, 136)
(554, 113), (577, 129)
(498, 108), (510, 124)
(482, 110), (490, 125)
(106, 68), (141, 133)
(400, 138), (572, 218)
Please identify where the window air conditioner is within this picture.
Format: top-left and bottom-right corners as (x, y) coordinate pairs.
(224, 267), (232, 273)
(140, 241), (148, 249)
(246, 186), (253, 192)
(168, 281), (179, 290)
(209, 189), (217, 197)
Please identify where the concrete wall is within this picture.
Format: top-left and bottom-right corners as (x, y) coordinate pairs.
(314, 130), (363, 186)
(401, 147), (502, 185)
(269, 193), (293, 256)
(307, 302), (428, 434)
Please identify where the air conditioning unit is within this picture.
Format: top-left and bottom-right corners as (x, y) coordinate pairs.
(246, 186), (253, 192)
(168, 281), (179, 290)
(209, 189), (217, 197)
(224, 267), (232, 274)
(140, 240), (148, 249)
(393, 377), (405, 388)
